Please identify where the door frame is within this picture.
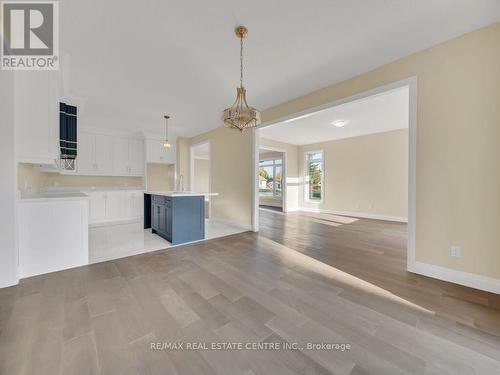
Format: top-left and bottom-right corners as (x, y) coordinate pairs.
(190, 140), (211, 218)
(252, 76), (417, 271)
(257, 146), (287, 213)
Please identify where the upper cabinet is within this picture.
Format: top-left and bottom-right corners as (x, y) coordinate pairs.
(15, 71), (59, 164)
(112, 137), (144, 176)
(145, 138), (175, 164)
(112, 137), (130, 175)
(77, 130), (144, 177)
(13, 69), (145, 177)
(77, 131), (113, 175)
(129, 139), (145, 175)
(77, 130), (95, 174)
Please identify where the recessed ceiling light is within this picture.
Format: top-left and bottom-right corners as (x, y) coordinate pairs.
(332, 120), (346, 128)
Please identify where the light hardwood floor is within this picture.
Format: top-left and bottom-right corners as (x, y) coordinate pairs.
(0, 210), (499, 374)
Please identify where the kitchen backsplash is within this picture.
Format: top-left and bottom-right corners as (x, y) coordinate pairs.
(17, 163), (143, 191)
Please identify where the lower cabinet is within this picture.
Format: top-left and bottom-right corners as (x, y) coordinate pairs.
(86, 190), (144, 225)
(152, 197), (171, 241)
(151, 195), (204, 245)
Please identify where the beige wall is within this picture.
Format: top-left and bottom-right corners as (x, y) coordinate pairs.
(18, 163), (49, 191)
(299, 129), (408, 218)
(176, 137), (191, 191)
(146, 163), (174, 191)
(177, 127), (253, 228)
(17, 163), (142, 190)
(193, 158), (210, 192)
(261, 23), (500, 279)
(259, 137), (299, 211)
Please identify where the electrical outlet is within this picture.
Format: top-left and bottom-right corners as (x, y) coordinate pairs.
(450, 245), (461, 258)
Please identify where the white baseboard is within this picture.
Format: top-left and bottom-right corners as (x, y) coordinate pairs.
(408, 261), (500, 295)
(298, 207), (408, 223)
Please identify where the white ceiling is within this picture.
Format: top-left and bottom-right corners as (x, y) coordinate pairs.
(259, 85), (409, 145)
(58, 0), (500, 140)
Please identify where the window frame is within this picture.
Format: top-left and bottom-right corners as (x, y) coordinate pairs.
(259, 157), (283, 198)
(304, 150), (324, 203)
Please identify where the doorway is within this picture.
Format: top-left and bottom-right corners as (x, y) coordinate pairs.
(190, 141), (211, 218)
(258, 147), (285, 212)
(252, 77), (417, 271)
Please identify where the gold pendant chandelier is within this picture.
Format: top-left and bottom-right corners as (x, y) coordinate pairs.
(222, 26), (261, 131)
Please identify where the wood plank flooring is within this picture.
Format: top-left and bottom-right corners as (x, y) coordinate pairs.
(0, 209), (499, 374)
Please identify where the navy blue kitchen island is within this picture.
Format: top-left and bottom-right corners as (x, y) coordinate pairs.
(145, 192), (205, 245)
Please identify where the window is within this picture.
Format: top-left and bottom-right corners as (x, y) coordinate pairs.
(305, 151), (323, 201)
(259, 158), (283, 198)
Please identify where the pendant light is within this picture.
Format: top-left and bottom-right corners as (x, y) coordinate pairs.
(222, 26), (261, 131)
(163, 115), (171, 148)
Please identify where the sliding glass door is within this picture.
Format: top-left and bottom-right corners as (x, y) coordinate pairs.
(259, 158), (283, 198)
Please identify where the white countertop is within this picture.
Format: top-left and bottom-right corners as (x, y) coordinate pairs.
(20, 189), (218, 200)
(146, 191), (219, 197)
(19, 191), (90, 202)
(41, 186), (144, 192)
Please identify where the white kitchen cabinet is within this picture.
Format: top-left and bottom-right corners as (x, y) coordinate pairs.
(112, 137), (144, 176)
(128, 191), (144, 219)
(105, 191), (124, 222)
(113, 137), (130, 175)
(15, 71), (59, 164)
(77, 131), (113, 175)
(88, 191), (106, 223)
(129, 139), (144, 175)
(85, 190), (144, 225)
(145, 138), (175, 164)
(77, 131), (95, 174)
(94, 134), (113, 174)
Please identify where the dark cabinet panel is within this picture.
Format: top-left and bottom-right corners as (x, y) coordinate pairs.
(165, 199), (172, 239)
(150, 195), (204, 245)
(159, 204), (166, 235)
(151, 203), (160, 231)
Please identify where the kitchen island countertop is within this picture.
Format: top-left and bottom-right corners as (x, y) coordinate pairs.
(145, 191), (219, 197)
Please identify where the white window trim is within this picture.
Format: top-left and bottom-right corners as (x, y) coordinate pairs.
(304, 149), (324, 204)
